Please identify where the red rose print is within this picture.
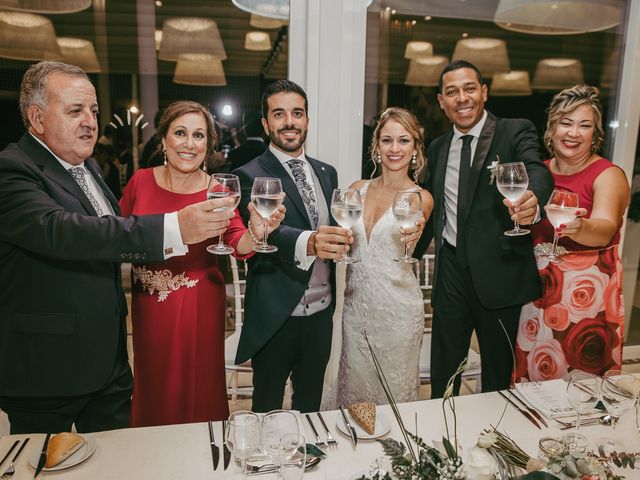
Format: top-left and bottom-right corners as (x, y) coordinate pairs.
(562, 315), (620, 374)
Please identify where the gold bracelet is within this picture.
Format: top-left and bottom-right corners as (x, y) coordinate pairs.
(247, 220), (260, 244)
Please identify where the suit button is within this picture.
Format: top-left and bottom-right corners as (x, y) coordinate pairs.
(295, 260), (300, 265)
(305, 304), (310, 309)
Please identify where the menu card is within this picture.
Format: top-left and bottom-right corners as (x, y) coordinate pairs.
(514, 379), (576, 419)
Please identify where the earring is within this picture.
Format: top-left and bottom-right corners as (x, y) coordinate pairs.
(375, 154), (382, 164)
(162, 148), (167, 166)
(411, 153), (417, 165)
(201, 161), (207, 173)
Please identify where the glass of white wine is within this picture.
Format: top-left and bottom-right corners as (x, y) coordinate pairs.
(392, 190), (422, 264)
(600, 369), (637, 453)
(544, 189), (579, 263)
(496, 162), (530, 236)
(330, 188), (363, 264)
(251, 177), (284, 253)
(565, 371), (600, 452)
(206, 173), (241, 255)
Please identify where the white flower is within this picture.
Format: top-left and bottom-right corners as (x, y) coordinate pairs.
(463, 446), (498, 479)
(487, 158), (500, 185)
(477, 431), (498, 448)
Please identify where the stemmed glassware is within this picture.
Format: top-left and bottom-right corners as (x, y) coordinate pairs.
(330, 188), (363, 264)
(565, 371), (600, 451)
(261, 410), (300, 478)
(206, 173), (241, 255)
(251, 177), (284, 253)
(600, 369), (638, 453)
(544, 189), (579, 263)
(279, 433), (306, 480)
(496, 162), (530, 236)
(226, 411), (261, 479)
(392, 190), (422, 264)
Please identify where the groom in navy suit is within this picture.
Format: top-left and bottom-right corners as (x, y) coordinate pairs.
(233, 80), (352, 413)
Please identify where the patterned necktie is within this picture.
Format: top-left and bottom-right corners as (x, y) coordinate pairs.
(68, 166), (105, 216)
(287, 158), (319, 228)
(456, 134), (474, 266)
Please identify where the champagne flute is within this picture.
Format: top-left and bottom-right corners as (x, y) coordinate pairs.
(279, 433), (306, 480)
(330, 188), (363, 264)
(251, 177), (284, 253)
(565, 371), (599, 452)
(229, 411), (261, 478)
(600, 370), (637, 453)
(496, 162), (530, 236)
(261, 410), (300, 478)
(545, 189), (579, 263)
(206, 173), (241, 255)
(392, 190), (422, 264)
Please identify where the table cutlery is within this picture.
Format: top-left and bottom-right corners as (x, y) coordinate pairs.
(207, 420), (220, 471)
(508, 390), (548, 427)
(316, 412), (339, 447)
(1, 437), (29, 478)
(222, 420), (231, 470)
(245, 455), (321, 475)
(559, 414), (611, 430)
(304, 414), (327, 449)
(339, 405), (358, 447)
(497, 391), (541, 429)
(0, 442), (19, 469)
(34, 433), (51, 477)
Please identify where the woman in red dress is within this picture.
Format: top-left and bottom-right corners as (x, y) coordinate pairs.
(515, 85), (630, 382)
(120, 101), (284, 426)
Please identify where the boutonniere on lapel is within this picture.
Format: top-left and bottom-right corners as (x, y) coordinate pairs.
(487, 155), (500, 185)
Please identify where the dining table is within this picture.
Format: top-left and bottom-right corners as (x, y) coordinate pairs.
(0, 388), (638, 479)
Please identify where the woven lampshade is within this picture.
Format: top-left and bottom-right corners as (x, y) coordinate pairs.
(532, 58), (584, 90)
(405, 56), (449, 87)
(495, 0), (623, 35)
(250, 13), (285, 29)
(58, 37), (100, 73)
(452, 37), (510, 77)
(0, 11), (61, 61)
(404, 41), (433, 60)
(0, 0), (91, 14)
(232, 0), (288, 20)
(173, 54), (226, 86)
(490, 71), (532, 96)
(244, 31), (271, 51)
(159, 17), (226, 61)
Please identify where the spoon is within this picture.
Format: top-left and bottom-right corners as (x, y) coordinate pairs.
(559, 414), (611, 430)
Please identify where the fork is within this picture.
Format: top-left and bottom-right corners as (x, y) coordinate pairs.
(1, 438), (29, 478)
(316, 412), (338, 448)
(304, 414), (327, 449)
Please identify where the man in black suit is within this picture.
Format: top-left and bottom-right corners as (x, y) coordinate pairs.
(233, 80), (351, 413)
(415, 60), (553, 397)
(0, 61), (235, 434)
(227, 109), (267, 171)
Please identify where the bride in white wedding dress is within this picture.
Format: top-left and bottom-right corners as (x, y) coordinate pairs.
(334, 108), (434, 406)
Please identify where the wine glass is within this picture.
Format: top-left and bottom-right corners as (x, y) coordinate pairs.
(261, 410), (300, 478)
(330, 188), (363, 264)
(279, 433), (306, 480)
(228, 411), (261, 478)
(600, 370), (638, 453)
(251, 177), (284, 253)
(392, 190), (422, 264)
(544, 189), (579, 263)
(565, 371), (600, 452)
(496, 162), (530, 236)
(206, 173), (241, 255)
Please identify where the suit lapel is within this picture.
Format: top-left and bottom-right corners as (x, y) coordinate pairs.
(85, 158), (120, 214)
(307, 157), (332, 208)
(433, 133), (453, 238)
(462, 112), (497, 223)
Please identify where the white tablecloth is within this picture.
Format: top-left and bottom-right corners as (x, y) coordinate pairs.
(1, 391), (638, 479)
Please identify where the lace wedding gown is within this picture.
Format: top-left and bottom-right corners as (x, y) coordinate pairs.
(335, 181), (424, 406)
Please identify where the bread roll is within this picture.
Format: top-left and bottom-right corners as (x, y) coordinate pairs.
(45, 432), (85, 468)
(348, 401), (376, 435)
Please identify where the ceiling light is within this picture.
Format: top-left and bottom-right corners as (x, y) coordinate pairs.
(159, 17), (226, 61)
(244, 31), (271, 51)
(0, 0), (91, 14)
(173, 54), (226, 86)
(490, 71), (532, 96)
(57, 37), (100, 72)
(250, 13), (285, 29)
(405, 56), (449, 87)
(0, 11), (61, 61)
(532, 58), (584, 90)
(232, 0), (288, 20)
(404, 41), (433, 60)
(452, 37), (510, 77)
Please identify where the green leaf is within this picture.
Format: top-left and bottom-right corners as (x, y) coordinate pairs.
(303, 443), (326, 458)
(442, 436), (457, 459)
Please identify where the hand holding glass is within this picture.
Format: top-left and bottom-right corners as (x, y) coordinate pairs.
(545, 189), (579, 263)
(496, 162), (530, 236)
(330, 188), (362, 264)
(392, 190), (422, 264)
(206, 173), (241, 255)
(251, 177), (284, 253)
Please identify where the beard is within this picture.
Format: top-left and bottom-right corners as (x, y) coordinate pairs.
(268, 124), (308, 153)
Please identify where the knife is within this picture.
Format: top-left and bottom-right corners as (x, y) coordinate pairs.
(508, 390), (548, 427)
(34, 433), (52, 477)
(339, 405), (358, 447)
(208, 420), (220, 471)
(0, 440), (19, 468)
(497, 390), (541, 429)
(222, 420), (231, 470)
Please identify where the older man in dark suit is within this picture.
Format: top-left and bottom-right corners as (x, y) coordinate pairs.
(233, 80), (351, 413)
(415, 60), (553, 397)
(0, 61), (235, 434)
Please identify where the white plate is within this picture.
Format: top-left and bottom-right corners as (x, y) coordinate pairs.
(29, 435), (97, 472)
(336, 410), (390, 440)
